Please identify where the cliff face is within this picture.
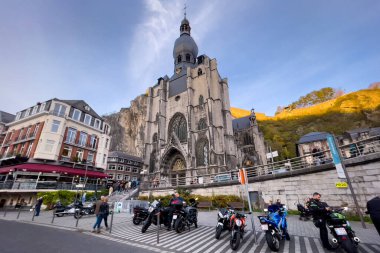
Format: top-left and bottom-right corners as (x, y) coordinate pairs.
(104, 95), (148, 157)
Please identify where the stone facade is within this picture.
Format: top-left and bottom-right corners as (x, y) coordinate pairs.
(141, 17), (266, 187)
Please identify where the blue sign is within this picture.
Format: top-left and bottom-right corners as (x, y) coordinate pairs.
(326, 134), (346, 179)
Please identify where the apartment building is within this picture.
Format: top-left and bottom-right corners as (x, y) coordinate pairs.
(0, 99), (111, 170)
(106, 151), (142, 182)
(0, 111), (15, 147)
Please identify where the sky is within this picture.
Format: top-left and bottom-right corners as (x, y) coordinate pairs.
(0, 0), (379, 116)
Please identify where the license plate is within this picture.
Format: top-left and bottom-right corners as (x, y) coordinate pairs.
(334, 227), (347, 235)
(173, 215), (177, 219)
(261, 224), (268, 231)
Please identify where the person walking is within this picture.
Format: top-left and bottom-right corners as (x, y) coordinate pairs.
(34, 196), (43, 216)
(366, 196), (380, 236)
(92, 196), (104, 233)
(102, 196), (110, 230)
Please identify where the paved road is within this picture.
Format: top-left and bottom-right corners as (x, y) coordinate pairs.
(0, 219), (157, 253)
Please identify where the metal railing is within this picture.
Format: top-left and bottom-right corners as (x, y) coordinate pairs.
(0, 180), (105, 191)
(142, 135), (380, 189)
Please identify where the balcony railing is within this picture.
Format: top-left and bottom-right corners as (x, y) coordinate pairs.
(0, 180), (105, 191)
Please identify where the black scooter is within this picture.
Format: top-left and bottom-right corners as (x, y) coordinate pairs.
(174, 198), (198, 233)
(141, 200), (170, 233)
(297, 203), (312, 221)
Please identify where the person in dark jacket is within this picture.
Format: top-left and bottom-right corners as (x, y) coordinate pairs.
(92, 197), (104, 233)
(166, 193), (184, 230)
(366, 196), (380, 236)
(35, 197), (43, 216)
(307, 192), (333, 250)
(102, 196), (110, 230)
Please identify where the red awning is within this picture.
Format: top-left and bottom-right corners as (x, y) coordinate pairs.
(0, 163), (109, 178)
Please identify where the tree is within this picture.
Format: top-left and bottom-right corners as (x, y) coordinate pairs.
(289, 87), (339, 109)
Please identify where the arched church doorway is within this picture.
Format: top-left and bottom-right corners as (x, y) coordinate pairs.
(161, 148), (187, 187)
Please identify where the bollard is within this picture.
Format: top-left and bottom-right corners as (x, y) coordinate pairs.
(51, 210), (56, 224)
(3, 207), (7, 217)
(16, 207), (22, 219)
(75, 213), (80, 227)
(32, 208), (36, 221)
(157, 212), (160, 244)
(109, 209), (114, 234)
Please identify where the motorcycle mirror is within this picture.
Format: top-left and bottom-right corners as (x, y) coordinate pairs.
(195, 197), (199, 201)
(343, 207), (348, 211)
(264, 208), (268, 212)
(283, 205), (287, 209)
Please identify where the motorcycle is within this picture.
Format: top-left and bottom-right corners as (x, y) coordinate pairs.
(326, 207), (360, 253)
(133, 206), (149, 225)
(297, 203), (312, 221)
(54, 202), (76, 217)
(141, 200), (171, 233)
(258, 204), (290, 252)
(215, 207), (234, 239)
(174, 198), (198, 233)
(74, 202), (96, 219)
(229, 212), (247, 250)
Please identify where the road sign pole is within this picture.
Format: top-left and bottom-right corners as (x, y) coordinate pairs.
(331, 135), (366, 229)
(241, 168), (258, 244)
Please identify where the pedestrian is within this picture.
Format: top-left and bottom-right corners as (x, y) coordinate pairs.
(366, 196), (380, 236)
(34, 196), (43, 216)
(307, 192), (334, 250)
(108, 185), (113, 196)
(102, 196), (110, 230)
(92, 196), (104, 233)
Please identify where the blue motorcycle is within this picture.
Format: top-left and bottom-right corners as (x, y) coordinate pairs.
(258, 204), (290, 252)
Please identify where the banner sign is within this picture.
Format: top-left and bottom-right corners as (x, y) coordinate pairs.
(336, 182), (348, 188)
(326, 135), (346, 179)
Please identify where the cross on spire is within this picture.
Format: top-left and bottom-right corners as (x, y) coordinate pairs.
(184, 3), (187, 18)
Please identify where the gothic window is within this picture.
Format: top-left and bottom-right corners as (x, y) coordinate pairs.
(196, 138), (209, 166)
(198, 118), (207, 130)
(168, 113), (187, 142)
(199, 95), (204, 109)
(198, 68), (203, 76)
(243, 132), (253, 145)
(149, 150), (156, 173)
(186, 53), (191, 62)
(152, 133), (158, 143)
(177, 55), (182, 63)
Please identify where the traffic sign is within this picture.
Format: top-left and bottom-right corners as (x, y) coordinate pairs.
(336, 182), (348, 188)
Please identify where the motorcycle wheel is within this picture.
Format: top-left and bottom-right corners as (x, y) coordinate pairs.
(266, 231), (280, 252)
(194, 221), (198, 228)
(56, 213), (64, 217)
(215, 225), (223, 239)
(175, 217), (185, 233)
(133, 216), (141, 225)
(230, 231), (241, 250)
(141, 221), (150, 233)
(341, 239), (358, 253)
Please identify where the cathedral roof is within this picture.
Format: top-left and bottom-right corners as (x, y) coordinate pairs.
(173, 32), (198, 59)
(232, 116), (251, 130)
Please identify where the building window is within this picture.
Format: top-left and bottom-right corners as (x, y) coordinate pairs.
(87, 152), (94, 163)
(84, 114), (92, 125)
(72, 109), (81, 121)
(94, 119), (101, 129)
(66, 128), (77, 144)
(132, 176), (137, 181)
(44, 140), (55, 152)
(177, 55), (182, 63)
(25, 108), (31, 117)
(124, 175), (130, 181)
(40, 102), (46, 112)
(117, 174), (122, 180)
(198, 118), (207, 130)
(62, 146), (72, 157)
(108, 173), (115, 180)
(26, 143), (33, 157)
(51, 120), (60, 133)
(18, 128), (24, 140)
(20, 144), (25, 155)
(117, 166), (124, 171)
(196, 138), (209, 166)
(32, 106), (38, 114)
(103, 154), (107, 164)
(152, 133), (158, 143)
(199, 95), (204, 108)
(78, 132), (87, 146)
(108, 165), (116, 170)
(186, 53), (190, 62)
(125, 167), (131, 172)
(90, 135), (97, 149)
(15, 112), (21, 120)
(132, 168), (138, 173)
(198, 68), (203, 76)
(26, 126), (31, 138)
(105, 139), (109, 148)
(53, 103), (67, 117)
(76, 149), (84, 161)
(168, 113), (187, 142)
(32, 124), (40, 137)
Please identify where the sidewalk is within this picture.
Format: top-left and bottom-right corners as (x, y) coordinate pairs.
(1, 209), (378, 245)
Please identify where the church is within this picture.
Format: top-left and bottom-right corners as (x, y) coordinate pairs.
(142, 16), (267, 187)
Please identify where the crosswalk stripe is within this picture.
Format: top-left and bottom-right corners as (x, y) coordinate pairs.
(183, 228), (226, 253)
(202, 235), (231, 253)
(312, 238), (326, 253)
(211, 236), (231, 253)
(171, 228), (215, 250)
(371, 244), (380, 251)
(241, 232), (264, 253)
(282, 240), (290, 253)
(259, 241), (268, 252)
(160, 227), (210, 247)
(303, 236), (313, 253)
(360, 244), (376, 253)
(294, 236), (301, 253)
(232, 232), (255, 253)
(191, 234), (228, 253)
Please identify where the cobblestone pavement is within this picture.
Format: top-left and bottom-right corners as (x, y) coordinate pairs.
(1, 209), (379, 253)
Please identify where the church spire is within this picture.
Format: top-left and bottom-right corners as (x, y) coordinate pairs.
(180, 4), (191, 35)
